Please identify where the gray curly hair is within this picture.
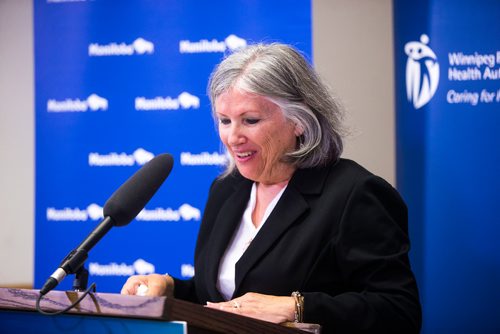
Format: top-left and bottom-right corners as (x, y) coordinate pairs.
(208, 43), (345, 175)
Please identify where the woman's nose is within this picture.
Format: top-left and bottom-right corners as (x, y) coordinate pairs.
(227, 124), (245, 146)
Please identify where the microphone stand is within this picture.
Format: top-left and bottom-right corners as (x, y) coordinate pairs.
(72, 265), (89, 292)
(40, 216), (114, 296)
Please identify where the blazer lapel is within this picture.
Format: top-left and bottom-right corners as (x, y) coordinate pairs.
(204, 178), (253, 301)
(233, 166), (331, 295)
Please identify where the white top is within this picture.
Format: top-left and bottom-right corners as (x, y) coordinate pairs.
(216, 182), (287, 300)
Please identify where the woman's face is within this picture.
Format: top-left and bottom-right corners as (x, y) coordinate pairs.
(215, 89), (299, 185)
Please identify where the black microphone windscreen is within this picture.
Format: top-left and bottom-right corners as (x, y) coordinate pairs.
(103, 153), (174, 226)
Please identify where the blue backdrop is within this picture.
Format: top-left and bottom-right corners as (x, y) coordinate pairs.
(394, 0), (500, 332)
(34, 0), (312, 293)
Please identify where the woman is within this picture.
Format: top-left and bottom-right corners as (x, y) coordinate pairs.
(121, 43), (421, 333)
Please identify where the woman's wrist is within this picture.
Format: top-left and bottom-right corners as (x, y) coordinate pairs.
(164, 273), (175, 298)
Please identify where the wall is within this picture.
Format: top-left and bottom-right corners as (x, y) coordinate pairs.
(0, 0), (34, 287)
(0, 0), (395, 287)
(314, 0), (395, 182)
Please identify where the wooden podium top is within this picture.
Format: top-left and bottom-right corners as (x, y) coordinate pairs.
(0, 288), (319, 334)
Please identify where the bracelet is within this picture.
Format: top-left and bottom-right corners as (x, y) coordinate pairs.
(291, 291), (304, 323)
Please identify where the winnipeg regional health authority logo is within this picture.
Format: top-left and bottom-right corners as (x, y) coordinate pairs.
(404, 34), (440, 109)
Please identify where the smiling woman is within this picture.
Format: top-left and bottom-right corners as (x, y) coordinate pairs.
(121, 43), (422, 333)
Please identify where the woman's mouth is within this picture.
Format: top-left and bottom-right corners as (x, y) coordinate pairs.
(234, 151), (256, 161)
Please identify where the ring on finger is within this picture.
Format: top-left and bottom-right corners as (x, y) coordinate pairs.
(232, 300), (241, 309)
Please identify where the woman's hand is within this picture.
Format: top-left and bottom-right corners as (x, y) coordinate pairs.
(120, 274), (174, 297)
(205, 292), (295, 324)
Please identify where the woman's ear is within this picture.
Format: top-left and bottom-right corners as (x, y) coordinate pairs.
(294, 123), (304, 136)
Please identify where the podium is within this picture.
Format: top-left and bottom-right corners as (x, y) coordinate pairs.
(0, 288), (319, 333)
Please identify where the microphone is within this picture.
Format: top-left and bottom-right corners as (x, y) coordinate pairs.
(39, 153), (174, 295)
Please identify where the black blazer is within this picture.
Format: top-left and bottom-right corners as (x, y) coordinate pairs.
(174, 159), (421, 333)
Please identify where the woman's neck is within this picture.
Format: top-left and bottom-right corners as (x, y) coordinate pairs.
(252, 180), (289, 228)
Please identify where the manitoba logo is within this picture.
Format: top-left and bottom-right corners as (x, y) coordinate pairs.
(135, 92), (200, 111)
(404, 34), (440, 109)
(47, 94), (108, 112)
(181, 264), (195, 278)
(89, 37), (154, 56)
(180, 152), (227, 166)
(179, 34), (247, 54)
(88, 148), (155, 167)
(89, 259), (155, 277)
(136, 203), (201, 222)
(47, 0), (91, 3)
(46, 203), (103, 221)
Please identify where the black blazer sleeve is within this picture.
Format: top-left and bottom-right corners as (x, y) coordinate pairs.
(302, 174), (421, 333)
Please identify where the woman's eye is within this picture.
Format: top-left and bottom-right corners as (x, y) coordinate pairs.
(219, 118), (231, 125)
(245, 118), (260, 125)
